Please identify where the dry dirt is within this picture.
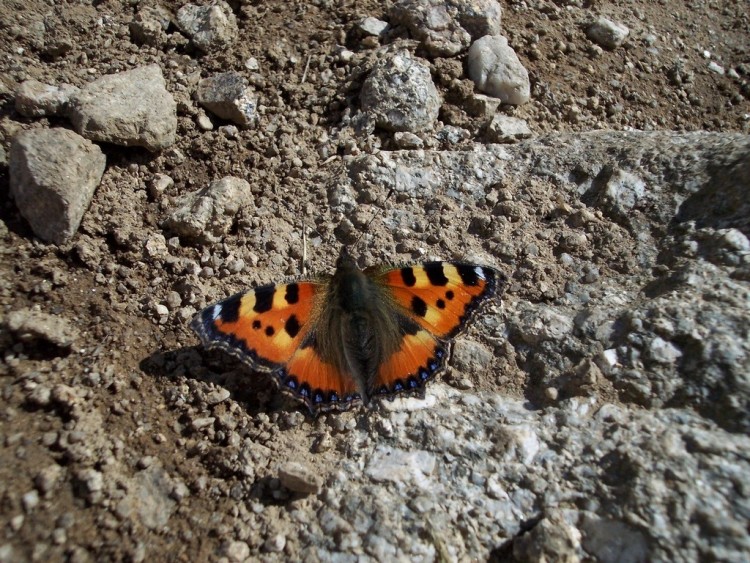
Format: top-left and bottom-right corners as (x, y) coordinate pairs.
(0, 0), (748, 561)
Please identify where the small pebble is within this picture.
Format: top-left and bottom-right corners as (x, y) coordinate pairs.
(278, 461), (323, 494)
(22, 490), (40, 512)
(263, 534), (286, 553)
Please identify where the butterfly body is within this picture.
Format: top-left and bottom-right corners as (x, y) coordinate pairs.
(191, 249), (502, 414)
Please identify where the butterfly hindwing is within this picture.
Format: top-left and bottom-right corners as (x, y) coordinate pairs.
(371, 315), (447, 397)
(369, 262), (501, 398)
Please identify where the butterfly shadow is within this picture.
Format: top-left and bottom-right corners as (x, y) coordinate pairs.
(139, 345), (305, 418)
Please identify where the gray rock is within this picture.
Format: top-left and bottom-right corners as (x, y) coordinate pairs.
(114, 467), (176, 530)
(587, 166), (647, 223)
(196, 72), (257, 126)
(34, 464), (64, 496)
(391, 0), (502, 56)
(68, 64), (177, 151)
(365, 445), (436, 488)
(175, 1), (238, 53)
(129, 4), (171, 47)
(74, 468), (104, 505)
(486, 114), (532, 143)
(9, 128), (105, 244)
(163, 176), (253, 244)
(361, 51), (441, 132)
(451, 339), (493, 373)
(512, 305), (574, 345)
(454, 0), (503, 39)
(393, 131), (424, 149)
(222, 541), (250, 562)
(512, 510), (581, 563)
(391, 0), (470, 56)
(358, 17), (388, 37)
(15, 80), (79, 118)
(263, 534), (286, 553)
(587, 17), (630, 49)
(205, 388), (231, 405)
(6, 309), (79, 348)
(468, 35), (530, 105)
(278, 462), (322, 494)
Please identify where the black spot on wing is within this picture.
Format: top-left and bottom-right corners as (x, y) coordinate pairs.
(411, 296), (428, 317)
(219, 293), (242, 323)
(397, 314), (421, 336)
(285, 314), (301, 338)
(456, 264), (480, 286)
(425, 263), (449, 286)
(436, 298), (446, 309)
(401, 267), (416, 287)
(254, 285), (275, 313)
(446, 290), (455, 300)
(252, 320), (261, 330)
(265, 326), (275, 337)
(285, 283), (299, 304)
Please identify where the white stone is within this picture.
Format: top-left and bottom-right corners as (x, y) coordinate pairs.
(468, 35), (530, 105)
(486, 114), (532, 143)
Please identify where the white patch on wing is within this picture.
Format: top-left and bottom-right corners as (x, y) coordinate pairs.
(211, 305), (222, 320)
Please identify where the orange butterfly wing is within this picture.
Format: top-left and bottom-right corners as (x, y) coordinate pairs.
(191, 280), (361, 411)
(370, 262), (501, 397)
(192, 261), (502, 413)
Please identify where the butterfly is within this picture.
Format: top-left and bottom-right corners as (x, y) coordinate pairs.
(191, 248), (503, 414)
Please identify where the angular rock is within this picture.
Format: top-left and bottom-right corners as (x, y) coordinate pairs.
(391, 0), (502, 56)
(278, 462), (322, 494)
(175, 1), (238, 53)
(454, 0), (503, 39)
(15, 80), (79, 118)
(511, 510), (581, 563)
(74, 468), (104, 505)
(391, 0), (470, 56)
(68, 64), (177, 151)
(512, 305), (574, 345)
(115, 467), (177, 530)
(357, 17), (388, 37)
(163, 176), (252, 244)
(129, 4), (172, 47)
(361, 51), (441, 132)
(222, 541), (251, 562)
(587, 17), (629, 50)
(196, 72), (257, 126)
(34, 464), (64, 496)
(486, 114), (532, 143)
(366, 446), (436, 489)
(6, 309), (79, 348)
(9, 128), (105, 244)
(468, 35), (531, 105)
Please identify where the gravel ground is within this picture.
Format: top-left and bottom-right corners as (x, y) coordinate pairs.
(0, 1), (748, 561)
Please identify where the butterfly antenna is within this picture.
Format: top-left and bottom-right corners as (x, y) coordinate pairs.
(351, 188), (395, 252)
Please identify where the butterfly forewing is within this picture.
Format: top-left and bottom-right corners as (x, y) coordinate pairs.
(377, 262), (500, 339)
(191, 281), (324, 370)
